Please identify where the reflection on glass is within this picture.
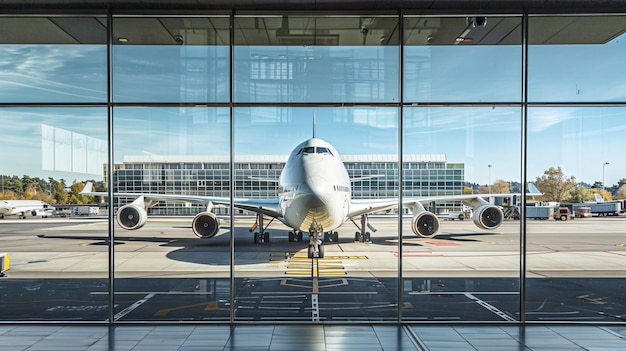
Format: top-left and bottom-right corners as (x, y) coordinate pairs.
(402, 106), (521, 321)
(112, 107), (230, 321)
(112, 17), (230, 103)
(0, 107), (109, 321)
(0, 16), (107, 103)
(234, 46), (399, 103)
(529, 16), (626, 102)
(404, 16), (522, 102)
(527, 107), (626, 322)
(234, 15), (399, 103)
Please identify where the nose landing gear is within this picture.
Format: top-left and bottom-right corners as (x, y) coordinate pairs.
(307, 220), (324, 258)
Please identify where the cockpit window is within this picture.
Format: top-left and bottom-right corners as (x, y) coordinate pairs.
(317, 147), (333, 155)
(303, 147), (315, 154)
(296, 148), (303, 155)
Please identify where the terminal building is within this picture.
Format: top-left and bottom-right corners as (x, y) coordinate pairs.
(110, 154), (465, 215)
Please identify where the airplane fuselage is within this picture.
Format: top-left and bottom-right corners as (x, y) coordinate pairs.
(278, 138), (351, 233)
(0, 200), (54, 218)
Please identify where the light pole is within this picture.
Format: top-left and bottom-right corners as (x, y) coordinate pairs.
(488, 164), (492, 194)
(602, 162), (610, 193)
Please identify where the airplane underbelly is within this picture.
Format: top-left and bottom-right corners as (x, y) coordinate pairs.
(283, 193), (346, 232)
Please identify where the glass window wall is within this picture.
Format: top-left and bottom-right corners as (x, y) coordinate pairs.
(2, 11), (626, 324)
(0, 15), (109, 321)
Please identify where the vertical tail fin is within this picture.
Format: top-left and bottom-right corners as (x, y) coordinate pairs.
(595, 193), (604, 202)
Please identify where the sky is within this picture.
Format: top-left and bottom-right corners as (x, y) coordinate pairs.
(1, 35), (626, 187)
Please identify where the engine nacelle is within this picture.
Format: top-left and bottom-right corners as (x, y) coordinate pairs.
(472, 204), (504, 230)
(116, 204), (148, 230)
(411, 211), (440, 238)
(192, 212), (220, 239)
(30, 210), (49, 218)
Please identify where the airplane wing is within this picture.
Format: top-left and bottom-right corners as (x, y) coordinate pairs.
(348, 183), (542, 218)
(348, 194), (494, 218)
(348, 185), (542, 238)
(80, 182), (282, 218)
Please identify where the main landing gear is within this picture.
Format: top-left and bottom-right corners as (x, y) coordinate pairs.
(307, 220), (324, 259)
(288, 231), (304, 242)
(250, 213), (275, 244)
(351, 214), (374, 243)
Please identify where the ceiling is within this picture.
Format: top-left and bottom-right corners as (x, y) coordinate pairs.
(1, 1), (625, 46)
(0, 0), (624, 12)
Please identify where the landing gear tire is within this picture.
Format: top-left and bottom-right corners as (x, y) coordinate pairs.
(297, 232), (303, 241)
(323, 231), (339, 242)
(254, 232), (269, 244)
(354, 231), (370, 243)
(289, 231), (295, 242)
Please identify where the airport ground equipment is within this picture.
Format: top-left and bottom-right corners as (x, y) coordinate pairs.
(502, 206), (520, 220)
(573, 202), (621, 216)
(0, 253), (9, 277)
(526, 206), (554, 220)
(574, 206), (592, 218)
(553, 207), (572, 221)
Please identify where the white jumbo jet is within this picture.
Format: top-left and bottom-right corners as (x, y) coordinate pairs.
(0, 200), (55, 219)
(81, 137), (537, 258)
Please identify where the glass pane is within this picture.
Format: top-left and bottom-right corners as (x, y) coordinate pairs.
(404, 16), (522, 102)
(402, 106), (521, 321)
(112, 106), (230, 321)
(0, 17), (107, 103)
(0, 107), (109, 321)
(112, 17), (230, 103)
(529, 16), (626, 102)
(527, 107), (626, 321)
(234, 15), (399, 103)
(234, 106), (399, 322)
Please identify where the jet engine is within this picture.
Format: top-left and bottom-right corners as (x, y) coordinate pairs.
(472, 204), (503, 230)
(30, 210), (49, 218)
(192, 212), (220, 239)
(116, 204), (148, 230)
(411, 211), (440, 238)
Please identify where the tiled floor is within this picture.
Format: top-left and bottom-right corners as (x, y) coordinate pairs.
(0, 324), (625, 350)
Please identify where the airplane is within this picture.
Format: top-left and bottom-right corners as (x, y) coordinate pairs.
(81, 137), (539, 258)
(0, 199), (55, 219)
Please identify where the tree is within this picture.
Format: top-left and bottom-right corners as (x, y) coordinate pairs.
(67, 181), (95, 204)
(54, 183), (69, 204)
(476, 185), (490, 194)
(564, 185), (595, 203)
(617, 184), (626, 199)
(491, 179), (510, 194)
(534, 167), (577, 202)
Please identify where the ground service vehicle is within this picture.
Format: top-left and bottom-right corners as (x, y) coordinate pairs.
(553, 207), (571, 221)
(575, 206), (591, 218)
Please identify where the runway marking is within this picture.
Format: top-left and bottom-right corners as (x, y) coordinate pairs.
(577, 294), (607, 305)
(423, 241), (461, 247)
(154, 301), (219, 317)
(280, 278), (349, 289)
(92, 291), (214, 295)
(464, 293), (516, 321)
(112, 293), (154, 321)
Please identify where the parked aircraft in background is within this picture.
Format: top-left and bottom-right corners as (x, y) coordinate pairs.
(0, 200), (55, 219)
(81, 137), (540, 258)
